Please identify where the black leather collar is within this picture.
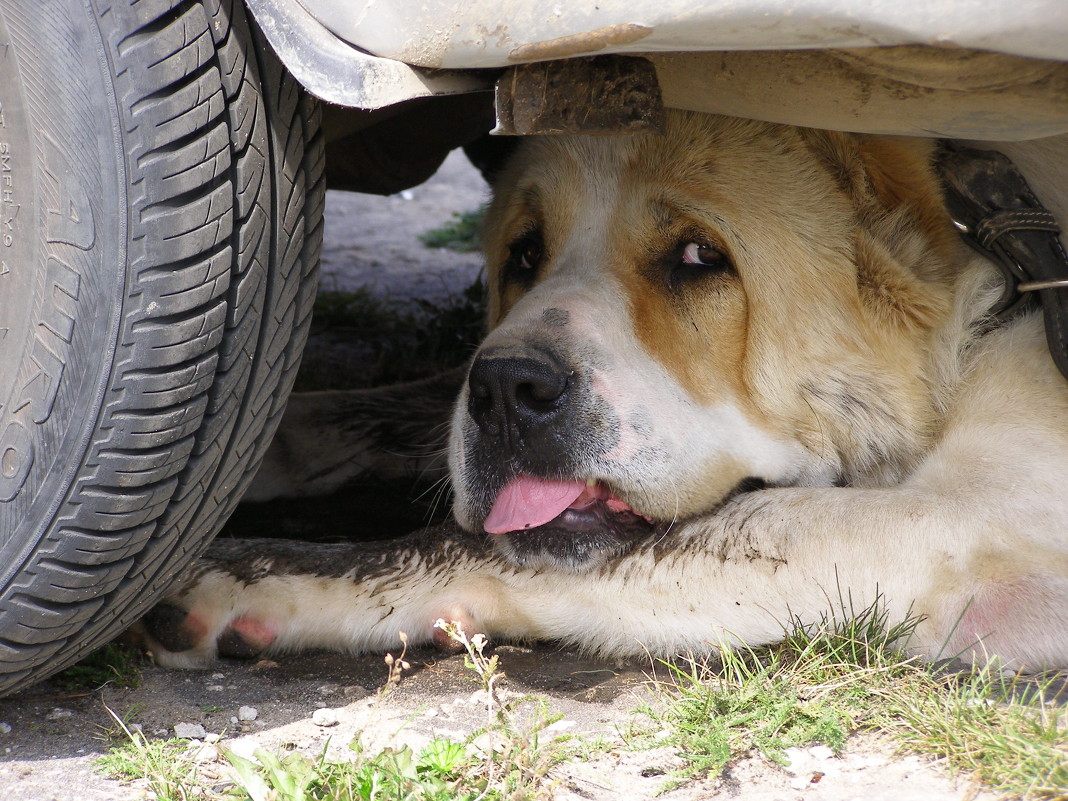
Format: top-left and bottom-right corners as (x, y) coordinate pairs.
(937, 142), (1068, 380)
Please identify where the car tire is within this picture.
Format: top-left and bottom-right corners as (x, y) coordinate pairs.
(0, 0), (323, 694)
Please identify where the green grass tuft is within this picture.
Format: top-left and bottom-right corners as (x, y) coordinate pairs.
(296, 277), (485, 391)
(53, 642), (142, 691)
(418, 207), (486, 252)
(95, 709), (201, 801)
(633, 601), (1068, 799)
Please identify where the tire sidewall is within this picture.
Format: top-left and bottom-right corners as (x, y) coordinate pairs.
(0, 0), (125, 583)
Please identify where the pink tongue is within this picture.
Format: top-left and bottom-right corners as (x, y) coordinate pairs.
(484, 476), (587, 534)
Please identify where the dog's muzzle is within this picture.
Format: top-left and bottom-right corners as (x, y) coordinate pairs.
(467, 345), (576, 468)
(461, 344), (660, 571)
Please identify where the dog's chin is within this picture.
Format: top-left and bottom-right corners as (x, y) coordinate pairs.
(489, 502), (661, 573)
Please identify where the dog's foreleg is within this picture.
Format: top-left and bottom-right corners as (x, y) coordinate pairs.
(135, 525), (540, 668)
(245, 368), (464, 501)
(138, 490), (1068, 671)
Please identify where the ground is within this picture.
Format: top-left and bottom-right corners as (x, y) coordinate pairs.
(0, 152), (1023, 801)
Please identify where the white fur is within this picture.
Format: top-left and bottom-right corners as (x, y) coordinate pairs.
(149, 121), (1068, 672)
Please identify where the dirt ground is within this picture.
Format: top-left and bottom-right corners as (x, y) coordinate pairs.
(0, 152), (1008, 801)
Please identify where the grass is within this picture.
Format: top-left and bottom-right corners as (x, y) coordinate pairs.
(632, 602), (1068, 799)
(295, 277), (485, 391)
(95, 623), (574, 801)
(92, 606), (1068, 799)
(216, 621), (572, 800)
(53, 641), (142, 692)
(95, 708), (203, 801)
(417, 206), (486, 252)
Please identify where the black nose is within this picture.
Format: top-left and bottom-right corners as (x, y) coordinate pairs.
(468, 348), (571, 441)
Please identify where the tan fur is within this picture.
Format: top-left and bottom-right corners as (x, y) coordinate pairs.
(149, 114), (1068, 672)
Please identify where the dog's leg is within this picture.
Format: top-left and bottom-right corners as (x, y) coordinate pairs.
(138, 475), (1068, 671)
(244, 367), (464, 501)
(136, 524), (524, 668)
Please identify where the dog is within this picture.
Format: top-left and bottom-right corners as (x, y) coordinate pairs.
(138, 112), (1068, 672)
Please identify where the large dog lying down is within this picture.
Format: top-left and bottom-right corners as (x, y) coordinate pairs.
(140, 112), (1068, 672)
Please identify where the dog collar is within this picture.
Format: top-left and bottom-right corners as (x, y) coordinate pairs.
(937, 142), (1068, 381)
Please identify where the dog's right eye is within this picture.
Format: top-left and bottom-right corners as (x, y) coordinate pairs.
(504, 230), (544, 286)
(662, 239), (733, 291)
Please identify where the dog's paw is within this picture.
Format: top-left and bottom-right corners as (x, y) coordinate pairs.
(135, 599), (278, 669)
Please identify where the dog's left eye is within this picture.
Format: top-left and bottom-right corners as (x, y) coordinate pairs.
(681, 242), (727, 268)
(667, 241), (731, 287)
(504, 229), (545, 287)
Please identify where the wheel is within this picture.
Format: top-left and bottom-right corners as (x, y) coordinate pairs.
(0, 0), (324, 695)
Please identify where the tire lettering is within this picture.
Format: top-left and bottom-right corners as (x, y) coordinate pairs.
(44, 136), (94, 250)
(0, 140), (15, 248)
(13, 256), (79, 424)
(0, 420), (33, 502)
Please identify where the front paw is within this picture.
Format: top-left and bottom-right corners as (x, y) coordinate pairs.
(134, 599), (278, 669)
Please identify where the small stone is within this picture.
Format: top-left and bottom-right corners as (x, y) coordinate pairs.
(317, 684), (338, 694)
(0, 722), (11, 736)
(783, 746), (808, 772)
(128, 723), (144, 736)
(237, 706), (258, 722)
(544, 719), (576, 734)
(174, 723), (207, 740)
(809, 745), (835, 761)
(206, 685), (224, 692)
(790, 775), (811, 791)
(204, 733), (221, 744)
(211, 672), (225, 680)
(46, 708), (73, 721)
(311, 708), (338, 727)
(228, 738), (259, 761)
(230, 717), (239, 725)
(193, 744), (217, 763)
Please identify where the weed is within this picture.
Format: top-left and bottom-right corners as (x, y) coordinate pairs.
(53, 642), (142, 691)
(94, 702), (145, 747)
(296, 278), (485, 391)
(633, 601), (1068, 799)
(434, 619), (569, 798)
(418, 206), (486, 252)
(95, 707), (204, 801)
(220, 622), (573, 801)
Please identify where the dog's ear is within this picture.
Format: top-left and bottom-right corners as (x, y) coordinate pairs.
(800, 129), (965, 284)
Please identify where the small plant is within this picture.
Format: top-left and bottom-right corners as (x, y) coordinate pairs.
(94, 702), (145, 747)
(53, 641), (142, 691)
(220, 621), (573, 801)
(95, 707), (204, 801)
(631, 601), (1068, 799)
(433, 618), (571, 798)
(418, 206), (486, 252)
(298, 278), (485, 391)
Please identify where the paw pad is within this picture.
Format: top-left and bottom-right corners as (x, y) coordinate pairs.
(142, 603), (205, 653)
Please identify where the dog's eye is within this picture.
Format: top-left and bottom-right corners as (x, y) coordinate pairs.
(504, 230), (544, 285)
(681, 242), (727, 268)
(667, 241), (732, 288)
(518, 238), (543, 271)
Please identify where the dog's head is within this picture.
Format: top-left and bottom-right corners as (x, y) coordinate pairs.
(450, 112), (966, 570)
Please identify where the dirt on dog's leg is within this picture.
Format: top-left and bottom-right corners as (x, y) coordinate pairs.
(138, 482), (1068, 671)
(245, 367), (465, 501)
(136, 523), (533, 668)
